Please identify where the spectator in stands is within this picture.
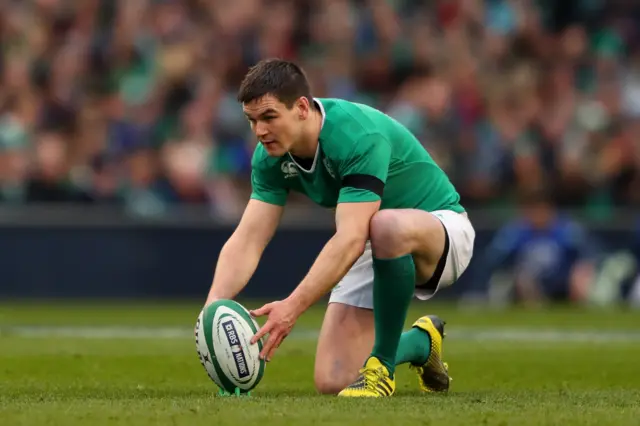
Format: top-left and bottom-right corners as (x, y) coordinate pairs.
(0, 0), (636, 220)
(475, 187), (598, 306)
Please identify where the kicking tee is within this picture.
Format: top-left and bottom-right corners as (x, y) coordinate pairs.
(250, 98), (464, 213)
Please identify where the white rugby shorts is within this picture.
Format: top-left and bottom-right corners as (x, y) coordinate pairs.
(329, 210), (475, 309)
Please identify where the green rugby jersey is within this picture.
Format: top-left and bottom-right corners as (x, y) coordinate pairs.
(250, 98), (464, 213)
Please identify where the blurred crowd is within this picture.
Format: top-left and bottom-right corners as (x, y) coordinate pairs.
(1, 0), (639, 218)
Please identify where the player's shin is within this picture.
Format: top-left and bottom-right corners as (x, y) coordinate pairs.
(370, 254), (416, 376)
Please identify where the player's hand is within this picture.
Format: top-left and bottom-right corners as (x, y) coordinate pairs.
(249, 299), (300, 362)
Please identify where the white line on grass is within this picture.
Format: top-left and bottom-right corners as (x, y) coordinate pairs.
(2, 326), (640, 343)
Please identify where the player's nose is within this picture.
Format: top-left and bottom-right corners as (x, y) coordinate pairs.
(255, 122), (269, 138)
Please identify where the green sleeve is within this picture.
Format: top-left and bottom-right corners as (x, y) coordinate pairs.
(250, 163), (289, 206)
(337, 133), (391, 204)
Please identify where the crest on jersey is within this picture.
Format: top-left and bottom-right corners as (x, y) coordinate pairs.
(323, 157), (336, 179)
(281, 161), (298, 179)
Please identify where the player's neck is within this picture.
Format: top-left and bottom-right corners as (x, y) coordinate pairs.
(289, 107), (322, 159)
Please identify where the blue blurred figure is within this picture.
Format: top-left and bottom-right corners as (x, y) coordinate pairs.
(478, 187), (597, 305)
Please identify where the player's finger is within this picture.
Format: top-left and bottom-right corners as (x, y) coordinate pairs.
(259, 329), (281, 360)
(266, 333), (286, 362)
(251, 321), (272, 345)
(249, 303), (272, 317)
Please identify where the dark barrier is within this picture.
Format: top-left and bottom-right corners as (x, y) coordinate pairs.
(0, 214), (637, 300)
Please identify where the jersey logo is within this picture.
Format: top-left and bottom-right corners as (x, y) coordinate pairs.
(281, 161), (299, 179)
(323, 157), (336, 179)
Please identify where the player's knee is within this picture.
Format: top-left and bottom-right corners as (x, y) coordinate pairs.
(314, 371), (350, 395)
(370, 210), (408, 258)
(314, 356), (357, 395)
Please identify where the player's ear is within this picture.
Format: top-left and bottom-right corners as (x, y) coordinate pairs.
(296, 97), (310, 120)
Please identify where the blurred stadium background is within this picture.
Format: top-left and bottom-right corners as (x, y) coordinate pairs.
(2, 1), (640, 424)
(1, 0), (639, 307)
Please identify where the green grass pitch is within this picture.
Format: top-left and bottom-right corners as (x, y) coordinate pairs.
(1, 301), (639, 425)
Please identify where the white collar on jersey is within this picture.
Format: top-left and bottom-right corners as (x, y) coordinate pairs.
(315, 97), (326, 129)
(287, 98), (325, 173)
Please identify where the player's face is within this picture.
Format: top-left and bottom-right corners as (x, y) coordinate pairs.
(243, 95), (305, 157)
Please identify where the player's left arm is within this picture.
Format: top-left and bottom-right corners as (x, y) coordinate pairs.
(251, 202), (379, 361)
(286, 200), (380, 311)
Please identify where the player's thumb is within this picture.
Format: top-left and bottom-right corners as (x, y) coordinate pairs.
(250, 303), (271, 317)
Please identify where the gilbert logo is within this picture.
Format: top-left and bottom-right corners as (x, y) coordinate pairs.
(281, 161), (298, 179)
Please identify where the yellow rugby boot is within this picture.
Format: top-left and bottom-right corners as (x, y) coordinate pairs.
(410, 315), (451, 393)
(338, 356), (396, 397)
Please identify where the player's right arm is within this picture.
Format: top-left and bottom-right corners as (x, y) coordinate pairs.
(205, 150), (288, 305)
(205, 199), (283, 305)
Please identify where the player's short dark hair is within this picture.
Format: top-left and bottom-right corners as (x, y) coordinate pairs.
(237, 59), (312, 109)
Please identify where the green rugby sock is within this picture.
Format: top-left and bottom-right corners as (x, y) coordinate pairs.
(395, 327), (431, 366)
(370, 254), (415, 377)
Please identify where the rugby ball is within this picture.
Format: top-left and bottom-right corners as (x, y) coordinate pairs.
(194, 299), (265, 394)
